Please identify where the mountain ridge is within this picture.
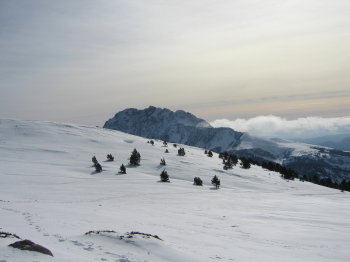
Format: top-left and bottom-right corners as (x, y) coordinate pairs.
(104, 106), (350, 183)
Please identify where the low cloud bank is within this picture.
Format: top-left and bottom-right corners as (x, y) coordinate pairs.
(210, 115), (350, 139)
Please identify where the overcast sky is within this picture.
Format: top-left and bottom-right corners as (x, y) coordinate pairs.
(1, 0), (349, 126)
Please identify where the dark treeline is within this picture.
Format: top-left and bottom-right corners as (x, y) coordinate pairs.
(219, 151), (350, 192)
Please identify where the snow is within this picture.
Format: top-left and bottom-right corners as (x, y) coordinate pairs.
(1, 119), (350, 262)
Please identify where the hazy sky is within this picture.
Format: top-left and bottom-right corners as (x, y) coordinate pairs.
(1, 0), (349, 125)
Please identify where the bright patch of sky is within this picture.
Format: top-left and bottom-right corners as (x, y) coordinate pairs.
(1, 0), (349, 125)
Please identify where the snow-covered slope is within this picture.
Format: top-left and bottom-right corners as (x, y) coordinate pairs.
(104, 107), (350, 183)
(1, 119), (350, 262)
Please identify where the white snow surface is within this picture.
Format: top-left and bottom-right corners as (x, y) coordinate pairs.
(0, 119), (349, 262)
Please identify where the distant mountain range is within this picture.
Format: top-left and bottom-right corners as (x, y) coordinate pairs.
(104, 106), (350, 183)
(299, 134), (350, 151)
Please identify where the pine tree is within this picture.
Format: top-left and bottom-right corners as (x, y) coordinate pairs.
(173, 144), (177, 148)
(129, 149), (141, 166)
(207, 151), (213, 157)
(92, 156), (102, 173)
(204, 150), (208, 154)
(119, 164), (126, 174)
(163, 141), (168, 147)
(165, 149), (169, 153)
(211, 175), (220, 189)
(94, 162), (102, 173)
(160, 170), (170, 182)
(150, 140), (154, 146)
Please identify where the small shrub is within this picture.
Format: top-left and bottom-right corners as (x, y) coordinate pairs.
(160, 170), (170, 182)
(193, 177), (203, 186)
(107, 154), (114, 161)
(177, 147), (185, 156)
(160, 158), (166, 166)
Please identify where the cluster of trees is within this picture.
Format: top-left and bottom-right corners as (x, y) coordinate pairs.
(178, 147), (186, 156)
(147, 140), (155, 146)
(260, 161), (297, 180)
(193, 177), (203, 186)
(240, 157), (251, 169)
(219, 153), (238, 170)
(91, 144), (228, 190)
(159, 171), (220, 190)
(220, 152), (350, 192)
(92, 142), (350, 193)
(204, 150), (213, 157)
(92, 156), (102, 173)
(194, 175), (220, 189)
(92, 155), (127, 174)
(302, 175), (350, 192)
(218, 151), (300, 180)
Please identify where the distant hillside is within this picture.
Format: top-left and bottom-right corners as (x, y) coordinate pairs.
(300, 134), (350, 151)
(104, 106), (350, 183)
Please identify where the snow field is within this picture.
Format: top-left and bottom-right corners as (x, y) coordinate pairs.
(0, 119), (349, 261)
